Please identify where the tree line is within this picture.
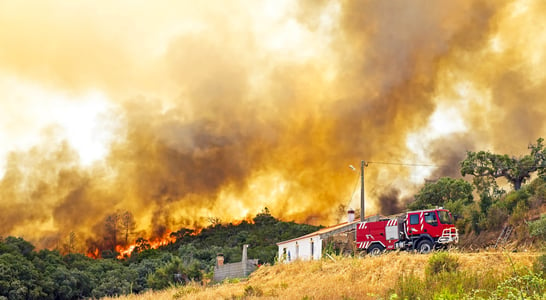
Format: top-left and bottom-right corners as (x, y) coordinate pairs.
(409, 137), (546, 236)
(0, 209), (319, 299)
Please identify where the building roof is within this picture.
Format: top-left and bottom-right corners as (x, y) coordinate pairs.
(276, 214), (387, 246)
(275, 220), (356, 245)
(275, 219), (357, 245)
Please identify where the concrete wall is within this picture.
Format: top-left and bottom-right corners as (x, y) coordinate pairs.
(213, 259), (259, 282)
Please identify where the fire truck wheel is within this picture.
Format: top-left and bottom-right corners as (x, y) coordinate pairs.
(417, 240), (433, 254)
(367, 244), (384, 256)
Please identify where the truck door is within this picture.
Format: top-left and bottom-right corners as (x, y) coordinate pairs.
(423, 211), (440, 236)
(407, 211), (440, 236)
(407, 213), (421, 236)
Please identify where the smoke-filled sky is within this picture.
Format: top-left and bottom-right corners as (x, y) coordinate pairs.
(1, 0), (545, 250)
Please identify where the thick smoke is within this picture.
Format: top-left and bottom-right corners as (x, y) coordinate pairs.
(378, 188), (403, 216)
(0, 0), (546, 251)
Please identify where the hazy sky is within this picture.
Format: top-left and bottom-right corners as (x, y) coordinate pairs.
(0, 0), (545, 250)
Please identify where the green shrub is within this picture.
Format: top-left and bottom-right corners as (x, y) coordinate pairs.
(502, 189), (530, 213)
(509, 201), (529, 226)
(390, 272), (426, 300)
(533, 253), (546, 275)
(491, 272), (546, 299)
(391, 266), (514, 299)
(147, 257), (202, 290)
(529, 215), (546, 240)
(469, 209), (484, 233)
(426, 252), (460, 276)
(527, 177), (546, 209)
(485, 206), (508, 230)
(432, 288), (464, 300)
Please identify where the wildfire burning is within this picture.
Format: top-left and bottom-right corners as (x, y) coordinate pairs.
(115, 234), (177, 260)
(86, 231), (181, 259)
(1, 0), (546, 253)
(87, 248), (100, 259)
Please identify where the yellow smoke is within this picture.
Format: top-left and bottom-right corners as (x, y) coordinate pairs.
(0, 0), (545, 250)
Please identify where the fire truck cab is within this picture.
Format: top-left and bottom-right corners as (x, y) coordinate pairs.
(356, 208), (458, 255)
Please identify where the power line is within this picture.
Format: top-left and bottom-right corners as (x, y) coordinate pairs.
(366, 161), (448, 167)
(344, 160), (449, 213)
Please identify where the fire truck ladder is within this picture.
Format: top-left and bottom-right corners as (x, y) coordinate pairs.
(495, 225), (513, 248)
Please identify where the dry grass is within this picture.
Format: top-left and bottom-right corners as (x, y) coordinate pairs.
(106, 250), (541, 300)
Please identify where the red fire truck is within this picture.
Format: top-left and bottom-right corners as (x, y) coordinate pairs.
(356, 208), (458, 255)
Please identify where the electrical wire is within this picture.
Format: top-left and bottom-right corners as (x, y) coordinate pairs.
(366, 161), (446, 167)
(344, 160), (446, 214)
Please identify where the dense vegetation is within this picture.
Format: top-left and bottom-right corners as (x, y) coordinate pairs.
(409, 175), (546, 237)
(409, 138), (546, 237)
(0, 210), (319, 299)
(392, 252), (545, 299)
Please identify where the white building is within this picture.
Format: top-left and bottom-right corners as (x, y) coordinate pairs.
(276, 218), (360, 262)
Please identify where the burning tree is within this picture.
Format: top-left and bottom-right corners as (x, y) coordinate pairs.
(120, 211), (136, 245)
(104, 213), (120, 252)
(103, 211), (136, 252)
(61, 231), (77, 254)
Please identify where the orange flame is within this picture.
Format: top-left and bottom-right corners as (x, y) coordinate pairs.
(86, 248), (100, 259)
(116, 232), (177, 259)
(115, 244), (136, 258)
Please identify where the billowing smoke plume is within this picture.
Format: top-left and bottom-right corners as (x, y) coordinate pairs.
(0, 0), (545, 251)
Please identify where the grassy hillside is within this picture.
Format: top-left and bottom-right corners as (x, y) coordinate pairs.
(106, 250), (544, 300)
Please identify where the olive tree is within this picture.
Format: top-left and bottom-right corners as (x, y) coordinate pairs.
(409, 177), (474, 211)
(460, 138), (546, 191)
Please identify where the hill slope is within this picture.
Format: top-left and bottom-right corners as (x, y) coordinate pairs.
(106, 251), (543, 299)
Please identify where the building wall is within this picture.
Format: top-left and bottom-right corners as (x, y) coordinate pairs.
(213, 259), (259, 282)
(277, 236), (322, 262)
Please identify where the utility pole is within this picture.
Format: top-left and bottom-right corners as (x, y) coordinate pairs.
(360, 160), (366, 221)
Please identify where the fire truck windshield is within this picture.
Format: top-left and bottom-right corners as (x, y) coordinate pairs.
(438, 210), (453, 224)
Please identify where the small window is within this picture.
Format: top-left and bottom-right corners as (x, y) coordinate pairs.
(409, 214), (419, 225)
(438, 210), (453, 224)
(425, 212), (438, 226)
